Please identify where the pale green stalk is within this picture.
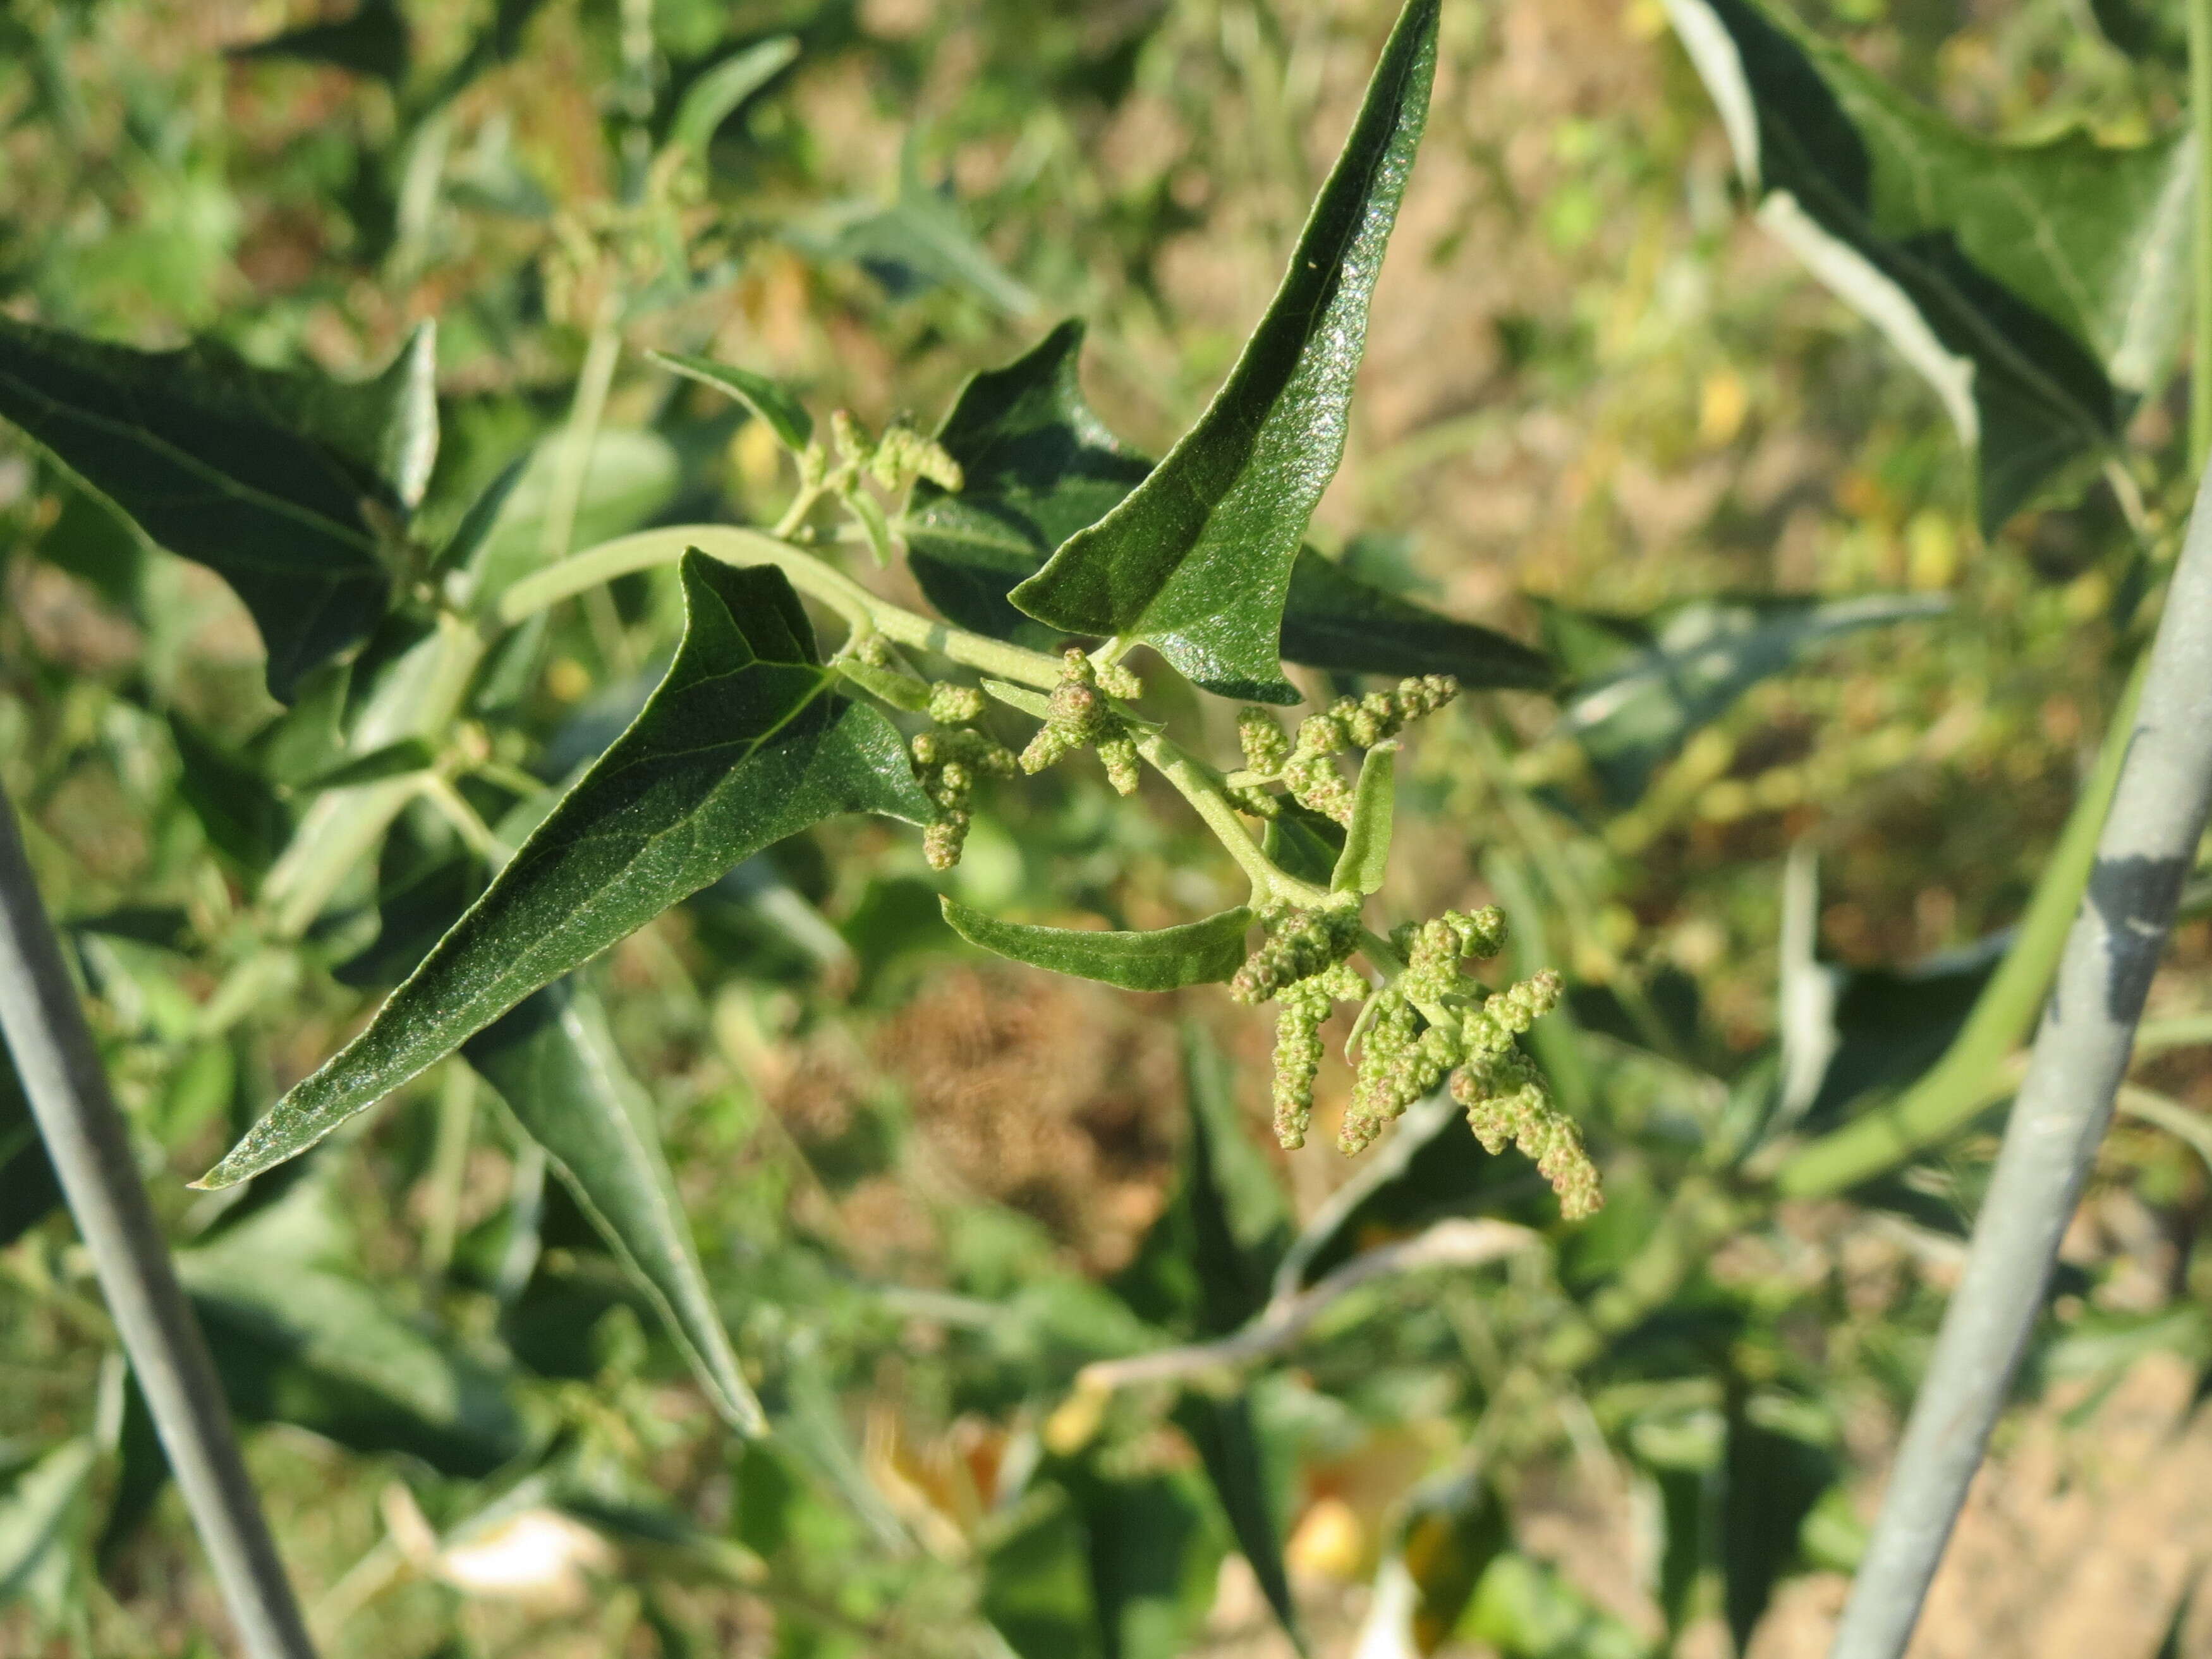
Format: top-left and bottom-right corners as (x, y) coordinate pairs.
(501, 525), (1069, 689)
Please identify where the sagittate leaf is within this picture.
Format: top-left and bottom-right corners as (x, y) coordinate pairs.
(202, 555), (933, 1187)
(905, 320), (1155, 646)
(940, 897), (1252, 992)
(464, 981), (765, 1434)
(1278, 547), (1554, 690)
(0, 319), (431, 698)
(650, 350), (813, 454)
(1546, 592), (1948, 810)
(1665, 0), (2192, 531)
(907, 320), (1549, 685)
(1009, 0), (1440, 702)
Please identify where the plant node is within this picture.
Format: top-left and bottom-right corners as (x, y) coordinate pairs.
(1019, 648), (1143, 794)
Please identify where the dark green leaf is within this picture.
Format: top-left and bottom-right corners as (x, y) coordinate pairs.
(0, 1035), (61, 1253)
(463, 981), (765, 1434)
(1174, 1393), (1303, 1655)
(1261, 805), (1344, 891)
(32, 477), (147, 617)
(940, 897), (1252, 992)
(1721, 1398), (1836, 1650)
(428, 453), (529, 590)
(203, 556), (932, 1187)
(650, 350), (813, 454)
(167, 714), (291, 876)
(905, 320), (1153, 646)
(1115, 1025), (1292, 1337)
(985, 1462), (1227, 1659)
(1332, 744), (1395, 896)
(1113, 1031), (1299, 1646)
(662, 38), (800, 162)
(1547, 592), (1947, 810)
(1665, 0), (2192, 531)
(982, 1484), (1103, 1659)
(227, 0), (410, 87)
(1009, 0), (1440, 701)
(1279, 547), (1554, 690)
(0, 319), (417, 698)
(906, 323), (1550, 686)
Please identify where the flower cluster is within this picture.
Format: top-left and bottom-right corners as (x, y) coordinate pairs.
(1452, 1048), (1601, 1220)
(1232, 676), (1460, 822)
(809, 408), (964, 496)
(1018, 648), (1145, 794)
(1229, 902), (1363, 1005)
(908, 680), (1018, 870)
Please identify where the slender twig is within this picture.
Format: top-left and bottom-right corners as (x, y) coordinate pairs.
(0, 783), (318, 1659)
(1830, 459), (2212, 1659)
(1076, 1218), (1536, 1391)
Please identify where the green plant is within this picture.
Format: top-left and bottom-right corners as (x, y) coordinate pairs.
(6, 1), (2212, 1656)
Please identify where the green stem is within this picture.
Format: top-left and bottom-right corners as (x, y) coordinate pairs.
(1775, 650), (2149, 1197)
(1134, 732), (1326, 905)
(498, 525), (1070, 690)
(2193, 0), (2212, 473)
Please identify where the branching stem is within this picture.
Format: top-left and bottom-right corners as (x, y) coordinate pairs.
(506, 523), (1341, 908)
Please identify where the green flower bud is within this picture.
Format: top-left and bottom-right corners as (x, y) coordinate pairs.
(928, 682), (987, 725)
(1238, 707), (1292, 775)
(1097, 736), (1141, 796)
(1231, 903), (1361, 1005)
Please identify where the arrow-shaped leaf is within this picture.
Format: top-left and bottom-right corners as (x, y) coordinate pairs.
(906, 319), (1155, 646)
(1663, 0), (2192, 532)
(0, 319), (432, 698)
(464, 981), (765, 1434)
(1008, 0), (1440, 702)
(941, 897), (1252, 992)
(908, 320), (1550, 688)
(202, 554), (932, 1186)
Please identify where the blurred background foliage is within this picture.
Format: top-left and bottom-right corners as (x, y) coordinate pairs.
(3, 0), (2211, 1655)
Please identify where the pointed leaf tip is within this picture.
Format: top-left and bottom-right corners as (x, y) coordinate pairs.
(202, 554), (931, 1188)
(1009, 0), (1442, 698)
